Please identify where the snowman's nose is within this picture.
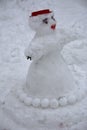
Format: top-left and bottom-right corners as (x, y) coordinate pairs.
(51, 24), (56, 30)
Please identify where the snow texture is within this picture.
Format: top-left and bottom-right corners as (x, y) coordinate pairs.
(0, 0), (87, 130)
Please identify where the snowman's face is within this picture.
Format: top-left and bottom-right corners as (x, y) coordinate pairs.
(42, 14), (56, 30)
(29, 12), (56, 33)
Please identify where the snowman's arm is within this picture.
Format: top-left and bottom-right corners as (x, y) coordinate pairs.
(25, 41), (44, 61)
(25, 43), (32, 60)
(57, 29), (79, 51)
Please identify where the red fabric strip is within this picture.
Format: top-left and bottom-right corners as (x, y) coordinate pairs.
(31, 9), (52, 17)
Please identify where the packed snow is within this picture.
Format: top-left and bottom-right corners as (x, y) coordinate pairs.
(0, 0), (87, 130)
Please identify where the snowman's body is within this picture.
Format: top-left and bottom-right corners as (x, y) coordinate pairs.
(25, 10), (76, 99)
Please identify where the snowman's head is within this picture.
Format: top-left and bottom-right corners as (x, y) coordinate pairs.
(29, 9), (56, 34)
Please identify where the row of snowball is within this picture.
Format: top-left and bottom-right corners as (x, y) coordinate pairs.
(17, 88), (87, 109)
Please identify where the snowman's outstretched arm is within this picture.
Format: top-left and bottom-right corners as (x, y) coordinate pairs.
(25, 40), (44, 61)
(25, 45), (32, 60)
(57, 28), (80, 51)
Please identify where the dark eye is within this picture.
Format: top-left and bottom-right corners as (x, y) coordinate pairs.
(43, 18), (48, 24)
(51, 16), (55, 21)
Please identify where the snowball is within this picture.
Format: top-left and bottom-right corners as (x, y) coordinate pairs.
(76, 90), (86, 101)
(67, 95), (76, 104)
(32, 98), (40, 107)
(50, 99), (59, 109)
(41, 98), (49, 108)
(24, 97), (32, 106)
(17, 90), (23, 97)
(19, 93), (27, 102)
(59, 97), (67, 106)
(80, 91), (85, 99)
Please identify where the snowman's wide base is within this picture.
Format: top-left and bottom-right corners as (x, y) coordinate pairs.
(16, 65), (87, 109)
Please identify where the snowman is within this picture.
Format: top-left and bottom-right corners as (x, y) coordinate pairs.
(24, 9), (76, 99)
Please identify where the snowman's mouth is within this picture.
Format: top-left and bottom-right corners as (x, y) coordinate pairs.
(51, 24), (56, 30)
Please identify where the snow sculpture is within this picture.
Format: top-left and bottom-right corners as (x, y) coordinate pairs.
(24, 9), (76, 101)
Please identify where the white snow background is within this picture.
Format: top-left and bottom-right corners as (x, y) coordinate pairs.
(0, 0), (87, 130)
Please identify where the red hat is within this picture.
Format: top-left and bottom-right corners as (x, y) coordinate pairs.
(30, 9), (52, 17)
(29, 9), (54, 31)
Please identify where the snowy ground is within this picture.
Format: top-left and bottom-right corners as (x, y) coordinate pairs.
(0, 0), (87, 130)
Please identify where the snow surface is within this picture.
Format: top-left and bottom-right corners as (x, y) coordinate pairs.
(0, 0), (87, 130)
